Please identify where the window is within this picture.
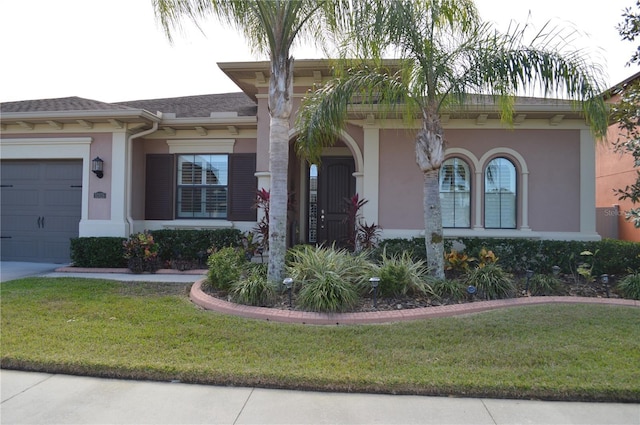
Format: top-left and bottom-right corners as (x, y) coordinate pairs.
(484, 157), (516, 228)
(439, 158), (471, 228)
(177, 154), (228, 218)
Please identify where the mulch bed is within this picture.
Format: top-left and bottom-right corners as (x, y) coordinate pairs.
(201, 274), (623, 313)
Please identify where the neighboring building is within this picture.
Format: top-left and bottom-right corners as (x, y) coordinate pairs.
(1, 60), (602, 263)
(596, 72), (640, 242)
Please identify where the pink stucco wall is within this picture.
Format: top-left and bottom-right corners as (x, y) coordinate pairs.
(377, 128), (582, 232)
(87, 133), (113, 220)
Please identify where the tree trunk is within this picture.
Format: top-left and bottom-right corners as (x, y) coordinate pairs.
(267, 56), (294, 284)
(415, 107), (445, 279)
(423, 168), (444, 279)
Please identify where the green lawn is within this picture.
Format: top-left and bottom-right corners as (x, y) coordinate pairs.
(1, 277), (639, 402)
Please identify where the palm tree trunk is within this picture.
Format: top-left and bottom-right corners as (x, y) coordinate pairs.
(423, 167), (444, 279)
(415, 109), (445, 279)
(267, 57), (294, 284)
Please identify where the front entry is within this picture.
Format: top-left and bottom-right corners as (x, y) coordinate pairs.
(308, 156), (355, 246)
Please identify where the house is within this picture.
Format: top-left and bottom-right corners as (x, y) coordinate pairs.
(595, 72), (640, 242)
(1, 60), (603, 263)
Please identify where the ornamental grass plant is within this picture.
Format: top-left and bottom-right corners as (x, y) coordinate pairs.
(464, 263), (514, 300)
(617, 271), (640, 300)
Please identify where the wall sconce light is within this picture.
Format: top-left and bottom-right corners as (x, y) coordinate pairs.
(283, 277), (294, 308)
(92, 157), (104, 178)
(369, 277), (380, 308)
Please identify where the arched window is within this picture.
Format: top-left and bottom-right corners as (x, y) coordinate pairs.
(439, 158), (471, 228)
(484, 157), (516, 228)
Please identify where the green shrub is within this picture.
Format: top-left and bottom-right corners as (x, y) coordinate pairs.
(70, 237), (127, 268)
(464, 264), (514, 300)
(617, 272), (640, 300)
(428, 277), (466, 301)
(297, 271), (359, 312)
(151, 229), (243, 268)
(527, 274), (561, 296)
(286, 245), (372, 312)
(229, 267), (274, 306)
(286, 245), (373, 293)
(375, 250), (432, 297)
(454, 237), (640, 276)
(206, 247), (246, 291)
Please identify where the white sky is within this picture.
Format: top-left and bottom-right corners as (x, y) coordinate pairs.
(0, 0), (637, 103)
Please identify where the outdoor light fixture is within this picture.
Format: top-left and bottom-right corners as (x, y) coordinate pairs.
(601, 274), (610, 298)
(466, 285), (477, 300)
(369, 277), (380, 308)
(283, 277), (294, 308)
(552, 265), (561, 277)
(92, 156), (104, 178)
(525, 269), (534, 296)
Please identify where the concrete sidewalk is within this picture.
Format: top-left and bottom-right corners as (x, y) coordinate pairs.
(2, 370), (638, 425)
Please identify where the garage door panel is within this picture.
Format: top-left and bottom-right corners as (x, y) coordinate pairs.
(1, 160), (82, 263)
(2, 189), (39, 207)
(1, 163), (40, 183)
(44, 189), (82, 208)
(42, 216), (81, 233)
(44, 162), (83, 181)
(41, 240), (73, 263)
(1, 239), (39, 261)
(1, 214), (40, 232)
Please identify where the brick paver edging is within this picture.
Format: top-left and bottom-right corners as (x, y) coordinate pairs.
(55, 267), (208, 275)
(190, 278), (640, 325)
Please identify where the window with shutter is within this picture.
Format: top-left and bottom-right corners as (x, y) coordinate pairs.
(176, 154), (228, 218)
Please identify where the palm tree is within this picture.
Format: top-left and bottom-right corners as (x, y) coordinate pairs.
(295, 0), (609, 279)
(153, 0), (350, 283)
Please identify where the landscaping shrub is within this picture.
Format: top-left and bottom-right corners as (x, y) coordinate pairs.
(527, 274), (562, 296)
(286, 245), (373, 293)
(123, 231), (161, 273)
(229, 266), (274, 306)
(617, 272), (640, 300)
(428, 277), (466, 301)
(464, 264), (514, 300)
(375, 250), (432, 297)
(206, 247), (246, 291)
(454, 237), (640, 276)
(70, 237), (127, 268)
(151, 229), (243, 267)
(297, 271), (359, 312)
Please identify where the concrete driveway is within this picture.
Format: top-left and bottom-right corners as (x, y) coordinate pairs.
(0, 262), (67, 283)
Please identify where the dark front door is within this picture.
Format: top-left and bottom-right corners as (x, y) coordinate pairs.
(315, 156), (355, 246)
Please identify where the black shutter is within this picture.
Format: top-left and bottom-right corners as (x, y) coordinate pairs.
(145, 154), (174, 220)
(228, 153), (257, 221)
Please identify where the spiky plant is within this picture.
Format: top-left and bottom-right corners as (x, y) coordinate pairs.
(375, 250), (433, 297)
(464, 264), (514, 300)
(617, 272), (640, 300)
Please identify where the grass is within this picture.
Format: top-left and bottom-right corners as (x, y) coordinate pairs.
(1, 277), (639, 402)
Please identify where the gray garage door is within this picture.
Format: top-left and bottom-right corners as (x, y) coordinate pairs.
(1, 160), (82, 263)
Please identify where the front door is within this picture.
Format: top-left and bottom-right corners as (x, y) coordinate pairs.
(312, 156), (355, 246)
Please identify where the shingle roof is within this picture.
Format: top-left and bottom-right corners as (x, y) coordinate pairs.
(0, 96), (134, 113)
(115, 93), (257, 117)
(0, 93), (257, 118)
